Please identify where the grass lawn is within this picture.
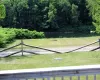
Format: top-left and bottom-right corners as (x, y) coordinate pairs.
(8, 36), (100, 48)
(0, 51), (100, 70)
(1, 36), (100, 80)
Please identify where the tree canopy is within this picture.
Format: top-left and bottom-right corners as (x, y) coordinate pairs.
(87, 0), (100, 33)
(0, 0), (100, 33)
(0, 2), (6, 19)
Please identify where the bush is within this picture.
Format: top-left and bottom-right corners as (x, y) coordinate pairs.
(0, 28), (16, 47)
(0, 34), (6, 47)
(31, 30), (45, 38)
(14, 28), (45, 39)
(4, 28), (16, 43)
(0, 28), (45, 48)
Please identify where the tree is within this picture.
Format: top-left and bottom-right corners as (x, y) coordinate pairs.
(46, 0), (58, 31)
(56, 0), (71, 27)
(2, 0), (28, 28)
(71, 4), (79, 26)
(0, 2), (6, 19)
(0, 1), (6, 26)
(0, 0), (95, 33)
(87, 0), (100, 33)
(78, 0), (91, 25)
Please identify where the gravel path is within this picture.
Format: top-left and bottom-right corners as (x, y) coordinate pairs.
(0, 46), (99, 57)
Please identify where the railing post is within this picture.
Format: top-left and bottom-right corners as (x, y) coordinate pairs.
(86, 75), (88, 80)
(69, 76), (72, 80)
(34, 78), (37, 80)
(42, 78), (45, 80)
(78, 76), (80, 80)
(61, 76), (64, 80)
(94, 74), (96, 80)
(21, 39), (24, 56)
(47, 77), (50, 80)
(53, 77), (56, 80)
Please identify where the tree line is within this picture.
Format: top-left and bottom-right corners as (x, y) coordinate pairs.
(0, 0), (100, 33)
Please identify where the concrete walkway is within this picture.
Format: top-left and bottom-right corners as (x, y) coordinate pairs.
(0, 46), (99, 57)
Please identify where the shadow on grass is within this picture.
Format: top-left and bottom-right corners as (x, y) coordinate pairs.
(0, 55), (29, 62)
(45, 33), (100, 38)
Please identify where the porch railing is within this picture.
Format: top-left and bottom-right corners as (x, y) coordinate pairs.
(0, 65), (100, 80)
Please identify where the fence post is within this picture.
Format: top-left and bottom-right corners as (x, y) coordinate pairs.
(99, 39), (100, 49)
(21, 39), (24, 56)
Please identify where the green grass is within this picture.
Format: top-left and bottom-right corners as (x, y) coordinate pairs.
(0, 51), (100, 70)
(8, 36), (100, 48)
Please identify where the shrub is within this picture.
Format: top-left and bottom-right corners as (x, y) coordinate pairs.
(0, 28), (45, 48)
(4, 28), (16, 43)
(0, 28), (16, 47)
(14, 28), (45, 39)
(0, 34), (6, 47)
(34, 31), (45, 38)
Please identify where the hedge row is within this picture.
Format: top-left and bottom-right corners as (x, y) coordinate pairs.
(0, 28), (45, 47)
(14, 29), (45, 39)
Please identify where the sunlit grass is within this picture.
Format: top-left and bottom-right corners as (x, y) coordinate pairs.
(8, 36), (100, 48)
(1, 36), (100, 80)
(0, 51), (100, 70)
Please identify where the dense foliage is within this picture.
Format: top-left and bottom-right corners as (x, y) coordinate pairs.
(0, 0), (94, 33)
(87, 0), (100, 33)
(0, 28), (45, 47)
(0, 28), (15, 47)
(0, 0), (100, 47)
(0, 2), (6, 19)
(0, 0), (100, 33)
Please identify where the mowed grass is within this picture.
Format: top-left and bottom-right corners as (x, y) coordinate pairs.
(1, 36), (100, 80)
(0, 51), (100, 70)
(8, 36), (100, 48)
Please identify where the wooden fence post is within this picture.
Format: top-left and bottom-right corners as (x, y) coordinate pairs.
(21, 39), (24, 56)
(99, 39), (100, 49)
